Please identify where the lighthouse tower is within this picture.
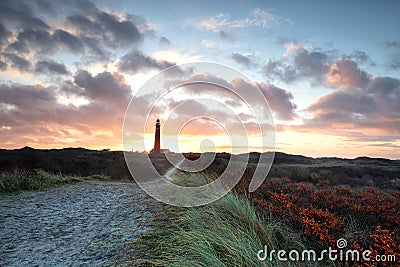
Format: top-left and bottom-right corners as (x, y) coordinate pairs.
(153, 119), (161, 153)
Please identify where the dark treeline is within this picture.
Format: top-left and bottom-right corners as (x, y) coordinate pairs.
(1, 147), (399, 187)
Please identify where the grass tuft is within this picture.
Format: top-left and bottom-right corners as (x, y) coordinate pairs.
(0, 168), (109, 193)
(129, 191), (322, 266)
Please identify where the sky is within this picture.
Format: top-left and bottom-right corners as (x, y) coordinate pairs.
(0, 0), (399, 159)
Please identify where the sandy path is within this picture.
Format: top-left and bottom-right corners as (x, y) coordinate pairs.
(0, 182), (158, 266)
(164, 159), (184, 182)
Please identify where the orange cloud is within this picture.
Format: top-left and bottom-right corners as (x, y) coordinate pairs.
(326, 57), (370, 90)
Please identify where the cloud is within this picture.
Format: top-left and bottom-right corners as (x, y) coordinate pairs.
(384, 41), (400, 70)
(123, 73), (295, 145)
(196, 13), (229, 32)
(0, 84), (60, 137)
(264, 44), (330, 84)
(386, 40), (400, 48)
(0, 24), (10, 46)
(349, 50), (373, 64)
(33, 0), (56, 16)
(5, 27), (84, 56)
(232, 53), (251, 66)
(201, 40), (218, 50)
(1, 53), (68, 75)
(80, 36), (108, 60)
(307, 90), (376, 117)
(0, 84), (55, 111)
(0, 69), (135, 148)
(250, 8), (279, 27)
(34, 60), (69, 75)
(157, 96), (273, 137)
(367, 77), (400, 116)
(0, 60), (6, 71)
(167, 74), (297, 121)
(73, 70), (131, 107)
(0, 0), (152, 76)
(195, 8), (282, 32)
(9, 28), (55, 55)
(255, 83), (297, 120)
(326, 57), (370, 90)
(219, 30), (234, 41)
(387, 58), (400, 70)
(264, 59), (298, 83)
(53, 29), (84, 53)
(291, 46), (329, 83)
(0, 66), (288, 149)
(0, 0), (49, 30)
(159, 36), (171, 46)
(263, 44), (376, 89)
(118, 50), (175, 74)
(1, 52), (31, 72)
(276, 37), (298, 46)
(231, 53), (258, 68)
(263, 43), (400, 142)
(301, 74), (400, 140)
(66, 10), (142, 48)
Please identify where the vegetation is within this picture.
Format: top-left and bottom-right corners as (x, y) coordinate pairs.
(127, 153), (399, 266)
(240, 178), (400, 266)
(1, 148), (398, 265)
(0, 147), (176, 181)
(126, 171), (317, 266)
(127, 191), (321, 267)
(0, 147), (131, 180)
(1, 147), (398, 185)
(0, 168), (109, 193)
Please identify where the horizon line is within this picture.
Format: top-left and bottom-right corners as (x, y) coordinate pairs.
(2, 145), (399, 161)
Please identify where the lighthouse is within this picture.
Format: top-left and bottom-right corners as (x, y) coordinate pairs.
(153, 119), (161, 153)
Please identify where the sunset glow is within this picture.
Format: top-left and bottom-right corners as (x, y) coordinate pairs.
(0, 1), (399, 159)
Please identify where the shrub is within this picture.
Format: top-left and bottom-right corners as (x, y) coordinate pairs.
(0, 169), (87, 193)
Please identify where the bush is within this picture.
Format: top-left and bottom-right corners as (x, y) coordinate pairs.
(238, 177), (400, 266)
(0, 169), (87, 193)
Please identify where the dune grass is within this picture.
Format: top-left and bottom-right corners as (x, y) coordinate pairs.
(0, 168), (108, 193)
(129, 189), (327, 267)
(124, 170), (317, 266)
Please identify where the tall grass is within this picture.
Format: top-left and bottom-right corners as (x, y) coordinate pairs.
(0, 169), (108, 193)
(132, 191), (325, 266)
